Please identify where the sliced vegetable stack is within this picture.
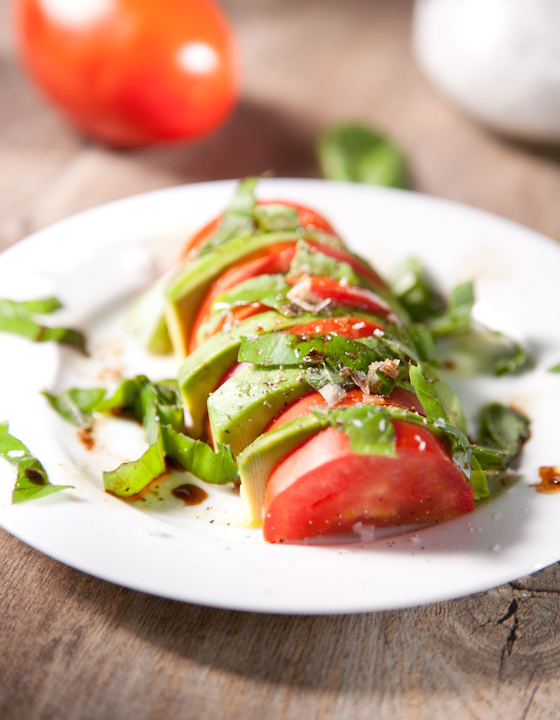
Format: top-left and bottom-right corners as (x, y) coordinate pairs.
(46, 178), (530, 542)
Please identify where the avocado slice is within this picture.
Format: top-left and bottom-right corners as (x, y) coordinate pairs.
(165, 230), (347, 358)
(207, 365), (312, 457)
(178, 311), (303, 438)
(126, 270), (173, 354)
(237, 413), (326, 525)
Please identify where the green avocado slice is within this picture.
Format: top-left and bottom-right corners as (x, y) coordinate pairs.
(207, 366), (312, 457)
(178, 311), (303, 438)
(237, 413), (325, 525)
(165, 230), (345, 357)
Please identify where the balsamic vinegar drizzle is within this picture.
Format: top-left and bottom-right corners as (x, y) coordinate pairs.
(171, 483), (208, 506)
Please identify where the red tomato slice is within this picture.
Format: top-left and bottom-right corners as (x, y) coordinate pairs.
(191, 302), (269, 350)
(257, 200), (338, 236)
(286, 276), (393, 316)
(263, 422), (474, 543)
(303, 241), (386, 288)
(188, 242), (297, 347)
(180, 201), (338, 260)
(266, 388), (424, 433)
(285, 317), (384, 339)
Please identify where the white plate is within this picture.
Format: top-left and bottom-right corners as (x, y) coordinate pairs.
(0, 178), (559, 615)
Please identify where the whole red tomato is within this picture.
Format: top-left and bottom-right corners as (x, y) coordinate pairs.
(15, 0), (240, 147)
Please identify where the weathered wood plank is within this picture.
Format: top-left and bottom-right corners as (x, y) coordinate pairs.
(1, 1), (560, 718)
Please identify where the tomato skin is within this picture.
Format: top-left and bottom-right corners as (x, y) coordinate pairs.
(265, 388), (425, 432)
(189, 242), (297, 347)
(16, 0), (239, 146)
(263, 424), (474, 543)
(285, 317), (384, 339)
(287, 276), (392, 316)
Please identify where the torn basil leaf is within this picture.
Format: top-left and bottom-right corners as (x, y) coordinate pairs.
(254, 203), (300, 232)
(239, 331), (397, 396)
(422, 363), (467, 434)
(429, 281), (474, 336)
(470, 456), (491, 501)
(409, 364), (472, 477)
(103, 434), (167, 499)
(96, 376), (184, 444)
(314, 404), (396, 457)
(211, 274), (291, 316)
(162, 426), (238, 484)
(390, 258), (446, 322)
(287, 239), (360, 285)
(43, 388), (106, 430)
(477, 403), (530, 467)
(0, 297), (86, 353)
(437, 325), (528, 377)
(103, 425), (238, 498)
(409, 363), (449, 425)
(317, 123), (408, 189)
(0, 421), (72, 503)
(197, 177), (258, 256)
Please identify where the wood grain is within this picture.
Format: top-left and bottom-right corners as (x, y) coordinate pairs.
(1, 1), (560, 718)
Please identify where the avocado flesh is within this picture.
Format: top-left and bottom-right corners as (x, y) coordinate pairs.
(126, 270), (173, 354)
(165, 230), (346, 358)
(237, 413), (326, 525)
(178, 311), (303, 438)
(207, 366), (312, 457)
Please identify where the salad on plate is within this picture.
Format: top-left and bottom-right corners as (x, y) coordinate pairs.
(15, 177), (530, 545)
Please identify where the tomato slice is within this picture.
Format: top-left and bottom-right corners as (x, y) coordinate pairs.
(285, 317), (383, 339)
(180, 200), (338, 261)
(180, 216), (223, 261)
(191, 303), (269, 350)
(263, 422), (474, 543)
(189, 242), (297, 348)
(286, 276), (393, 316)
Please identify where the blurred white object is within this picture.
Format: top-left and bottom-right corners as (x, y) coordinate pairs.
(413, 0), (560, 142)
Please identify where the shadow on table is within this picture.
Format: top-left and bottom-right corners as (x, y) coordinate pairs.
(130, 98), (321, 183)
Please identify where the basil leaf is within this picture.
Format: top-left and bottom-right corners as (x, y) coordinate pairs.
(212, 274), (291, 315)
(103, 425), (238, 498)
(408, 363), (449, 425)
(43, 388), (106, 429)
(2, 297), (63, 315)
(103, 436), (167, 499)
(306, 364), (346, 391)
(287, 239), (360, 285)
(470, 456), (491, 501)
(318, 123), (408, 189)
(197, 177), (258, 256)
(390, 258), (446, 322)
(471, 445), (509, 471)
(477, 403), (529, 466)
(429, 281), (474, 335)
(408, 325), (437, 363)
(239, 332), (396, 395)
(409, 364), (472, 477)
(96, 376), (183, 441)
(437, 325), (528, 377)
(317, 404), (396, 456)
(96, 376), (146, 413)
(253, 203), (300, 232)
(422, 363), (467, 434)
(549, 363), (560, 373)
(162, 426), (238, 485)
(0, 297), (86, 353)
(0, 421), (72, 503)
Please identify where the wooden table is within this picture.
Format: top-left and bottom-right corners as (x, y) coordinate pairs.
(1, 1), (560, 718)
